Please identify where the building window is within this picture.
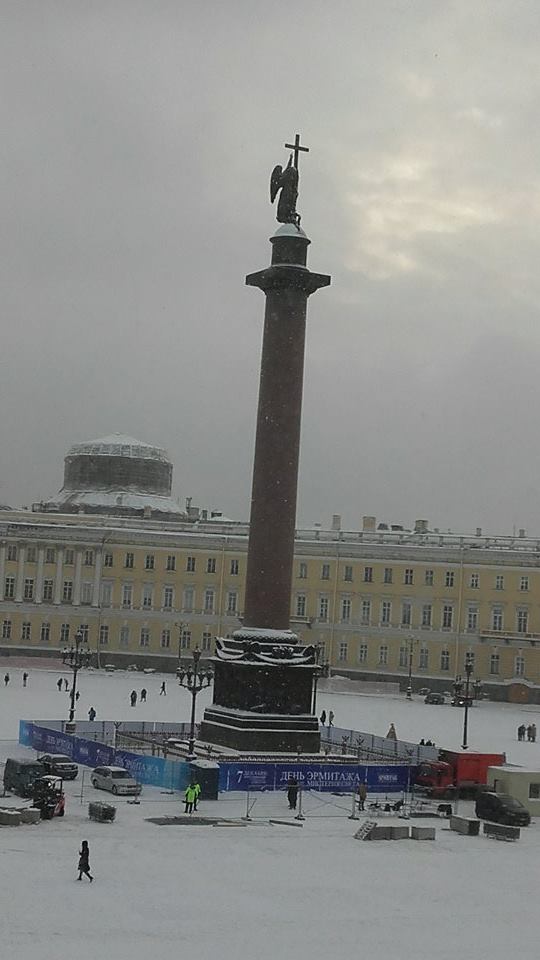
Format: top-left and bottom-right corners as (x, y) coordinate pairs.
(364, 566), (373, 583)
(119, 626), (130, 647)
(515, 655), (525, 677)
(42, 579), (54, 602)
(100, 582), (112, 607)
(162, 586), (174, 610)
(421, 604), (432, 628)
(298, 562), (307, 579)
(404, 568), (414, 585)
(161, 629), (171, 649)
(442, 605), (453, 629)
(99, 625), (109, 646)
(445, 571), (455, 588)
(319, 596), (329, 621)
(378, 644), (388, 665)
(230, 559), (239, 575)
(84, 550), (94, 566)
(520, 576), (529, 592)
(296, 594), (306, 617)
(45, 548), (55, 564)
(399, 646), (408, 668)
(207, 558), (216, 574)
(63, 580), (73, 603)
(341, 597), (351, 622)
(202, 631), (212, 652)
(166, 555), (176, 572)
(419, 647), (429, 670)
(467, 607), (478, 632)
(401, 602), (411, 626)
(142, 585), (153, 609)
(125, 552), (134, 569)
(140, 628), (150, 648)
(425, 569), (434, 586)
(26, 547), (36, 563)
(204, 589), (214, 613)
(7, 545), (17, 562)
(495, 575), (504, 590)
(344, 565), (353, 582)
(440, 649), (450, 671)
(79, 624), (89, 642)
(4, 576), (15, 599)
(2, 619), (12, 639)
(358, 643), (368, 663)
(81, 582), (93, 605)
(64, 549), (74, 565)
(492, 607), (503, 631)
(183, 587), (194, 613)
(381, 601), (391, 625)
(186, 556), (196, 572)
(338, 641), (348, 662)
(181, 629), (191, 649)
(23, 578), (34, 600)
(528, 783), (540, 799)
(383, 567), (393, 584)
(145, 554), (155, 571)
(122, 584), (133, 608)
(60, 623), (70, 644)
(227, 591), (238, 614)
(40, 622), (50, 643)
(470, 573), (479, 588)
(21, 621), (31, 641)
(321, 563), (330, 580)
(490, 653), (500, 675)
(517, 610), (529, 634)
(103, 553), (113, 568)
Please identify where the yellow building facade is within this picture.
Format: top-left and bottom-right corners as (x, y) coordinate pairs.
(1, 511), (540, 701)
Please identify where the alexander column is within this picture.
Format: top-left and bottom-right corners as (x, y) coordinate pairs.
(201, 136), (330, 752)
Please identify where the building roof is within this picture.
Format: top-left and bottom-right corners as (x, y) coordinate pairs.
(66, 434), (171, 464)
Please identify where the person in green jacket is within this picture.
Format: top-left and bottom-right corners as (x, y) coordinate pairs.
(184, 782), (198, 814)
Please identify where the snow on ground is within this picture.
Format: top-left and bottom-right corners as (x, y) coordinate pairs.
(1, 664), (540, 960)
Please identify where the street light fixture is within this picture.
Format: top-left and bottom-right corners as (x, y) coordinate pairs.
(406, 635), (417, 700)
(176, 648), (213, 759)
(68, 629), (90, 723)
(461, 655), (474, 750)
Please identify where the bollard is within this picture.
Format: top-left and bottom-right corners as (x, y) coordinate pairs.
(244, 790), (251, 821)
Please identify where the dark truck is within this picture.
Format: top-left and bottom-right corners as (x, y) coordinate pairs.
(415, 749), (505, 799)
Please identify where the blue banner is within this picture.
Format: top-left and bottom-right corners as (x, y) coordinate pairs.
(219, 761), (413, 793)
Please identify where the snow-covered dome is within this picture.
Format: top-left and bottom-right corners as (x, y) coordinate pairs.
(42, 433), (184, 520)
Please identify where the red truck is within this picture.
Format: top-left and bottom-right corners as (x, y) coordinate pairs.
(414, 749), (505, 799)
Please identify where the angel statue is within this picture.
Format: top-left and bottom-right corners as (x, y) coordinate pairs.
(270, 154), (300, 227)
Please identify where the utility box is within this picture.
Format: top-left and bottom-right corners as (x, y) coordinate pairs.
(189, 760), (219, 800)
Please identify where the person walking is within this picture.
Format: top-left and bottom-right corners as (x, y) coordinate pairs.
(22, 672), (28, 688)
(63, 678), (69, 691)
(192, 779), (201, 812)
(57, 678), (63, 692)
(320, 710), (326, 726)
(184, 782), (198, 814)
(159, 681), (166, 696)
(518, 724), (526, 742)
(77, 840), (93, 882)
(130, 690), (137, 707)
(328, 710), (334, 726)
(88, 707), (96, 721)
(357, 782), (368, 811)
(287, 777), (299, 811)
(531, 723), (537, 743)
(527, 724), (533, 742)
(4, 673), (10, 687)
(140, 688), (147, 703)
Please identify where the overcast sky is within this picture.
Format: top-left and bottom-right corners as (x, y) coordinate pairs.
(3, 1), (540, 535)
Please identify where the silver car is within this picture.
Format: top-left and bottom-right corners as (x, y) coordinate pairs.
(91, 765), (142, 796)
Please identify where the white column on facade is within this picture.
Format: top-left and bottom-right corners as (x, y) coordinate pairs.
(92, 548), (102, 608)
(34, 546), (45, 604)
(15, 545), (26, 602)
(0, 543), (5, 598)
(73, 549), (83, 606)
(53, 548), (64, 604)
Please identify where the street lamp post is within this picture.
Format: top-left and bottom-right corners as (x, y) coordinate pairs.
(177, 648), (213, 759)
(461, 656), (474, 750)
(68, 629), (89, 723)
(175, 621), (187, 670)
(406, 635), (416, 700)
(311, 642), (329, 715)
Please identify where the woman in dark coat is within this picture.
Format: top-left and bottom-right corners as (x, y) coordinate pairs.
(77, 840), (93, 882)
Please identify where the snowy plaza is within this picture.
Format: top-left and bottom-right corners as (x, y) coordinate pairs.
(1, 664), (539, 960)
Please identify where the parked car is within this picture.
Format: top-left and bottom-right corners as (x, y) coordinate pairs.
(3, 757), (47, 797)
(37, 754), (78, 780)
(475, 792), (531, 826)
(91, 765), (142, 796)
(418, 687), (431, 696)
(424, 693), (445, 705)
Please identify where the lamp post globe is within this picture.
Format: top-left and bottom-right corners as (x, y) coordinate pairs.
(177, 647), (213, 760)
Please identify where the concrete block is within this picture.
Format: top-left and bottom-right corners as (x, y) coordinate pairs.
(483, 821), (520, 841)
(411, 825), (436, 840)
(0, 809), (21, 826)
(450, 816), (480, 836)
(19, 807), (41, 824)
(389, 825), (410, 840)
(366, 825), (392, 841)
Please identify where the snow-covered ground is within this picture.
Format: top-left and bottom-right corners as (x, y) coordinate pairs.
(1, 664), (540, 960)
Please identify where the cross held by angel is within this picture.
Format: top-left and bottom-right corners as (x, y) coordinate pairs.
(270, 133), (309, 228)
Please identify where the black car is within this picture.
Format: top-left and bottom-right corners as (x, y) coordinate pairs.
(37, 754), (78, 780)
(475, 792), (531, 826)
(425, 693), (445, 705)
